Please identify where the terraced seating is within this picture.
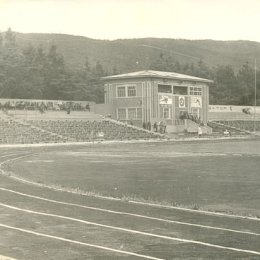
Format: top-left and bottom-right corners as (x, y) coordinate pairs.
(28, 119), (160, 142)
(1, 107), (161, 144)
(215, 120), (260, 132)
(0, 119), (68, 144)
(207, 121), (243, 135)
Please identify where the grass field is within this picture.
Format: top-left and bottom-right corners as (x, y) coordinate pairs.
(0, 139), (260, 259)
(5, 140), (260, 217)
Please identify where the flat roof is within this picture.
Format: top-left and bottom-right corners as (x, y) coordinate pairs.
(103, 70), (213, 83)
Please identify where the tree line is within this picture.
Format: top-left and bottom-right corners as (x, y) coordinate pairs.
(150, 53), (260, 105)
(0, 28), (259, 105)
(0, 28), (106, 103)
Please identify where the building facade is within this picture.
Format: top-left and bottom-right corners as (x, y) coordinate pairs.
(103, 70), (213, 130)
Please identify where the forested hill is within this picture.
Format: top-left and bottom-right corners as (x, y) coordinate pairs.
(0, 29), (259, 105)
(14, 32), (260, 72)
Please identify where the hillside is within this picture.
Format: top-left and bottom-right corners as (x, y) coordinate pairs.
(14, 33), (260, 73)
(1, 31), (259, 105)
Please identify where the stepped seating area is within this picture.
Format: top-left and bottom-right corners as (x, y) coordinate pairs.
(0, 119), (68, 144)
(28, 119), (159, 142)
(209, 107), (260, 135)
(0, 110), (161, 144)
(207, 121), (244, 135)
(214, 120), (260, 132)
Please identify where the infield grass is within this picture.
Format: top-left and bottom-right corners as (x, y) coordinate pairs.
(4, 139), (260, 217)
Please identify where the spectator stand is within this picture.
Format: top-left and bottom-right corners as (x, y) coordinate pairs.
(106, 117), (165, 139)
(208, 121), (260, 137)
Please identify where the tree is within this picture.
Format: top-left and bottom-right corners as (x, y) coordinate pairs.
(237, 62), (255, 105)
(93, 60), (104, 77)
(22, 45), (36, 65)
(211, 65), (237, 104)
(0, 33), (3, 48)
(4, 28), (16, 48)
(112, 65), (118, 75)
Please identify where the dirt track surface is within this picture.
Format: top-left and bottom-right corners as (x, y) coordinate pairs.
(0, 145), (260, 260)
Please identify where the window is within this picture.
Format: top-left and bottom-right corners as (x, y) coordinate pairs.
(173, 86), (188, 95)
(127, 86), (136, 97)
(191, 108), (200, 118)
(137, 108), (142, 119)
(117, 108), (127, 119)
(190, 87), (202, 96)
(163, 107), (171, 119)
(117, 87), (126, 97)
(117, 85), (137, 97)
(158, 84), (172, 93)
(128, 108), (142, 119)
(128, 108), (137, 119)
(117, 108), (142, 120)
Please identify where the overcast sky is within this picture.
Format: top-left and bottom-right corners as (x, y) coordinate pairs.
(0, 0), (260, 42)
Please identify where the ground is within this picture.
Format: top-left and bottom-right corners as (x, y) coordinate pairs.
(0, 139), (259, 259)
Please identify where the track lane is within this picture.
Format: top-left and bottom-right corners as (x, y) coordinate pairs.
(0, 187), (260, 257)
(1, 169), (259, 235)
(0, 187), (259, 237)
(0, 204), (259, 260)
(0, 149), (258, 258)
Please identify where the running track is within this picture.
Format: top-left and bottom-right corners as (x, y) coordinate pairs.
(0, 150), (259, 260)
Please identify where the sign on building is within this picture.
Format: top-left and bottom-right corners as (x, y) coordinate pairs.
(179, 96), (185, 108)
(191, 96), (202, 108)
(159, 95), (172, 105)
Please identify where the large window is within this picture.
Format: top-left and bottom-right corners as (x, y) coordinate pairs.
(117, 108), (127, 119)
(190, 87), (202, 96)
(127, 86), (136, 97)
(173, 86), (188, 95)
(128, 108), (137, 119)
(128, 108), (142, 119)
(117, 87), (126, 97)
(161, 107), (171, 119)
(163, 107), (170, 119)
(158, 84), (172, 93)
(117, 85), (137, 97)
(117, 107), (142, 120)
(137, 108), (142, 119)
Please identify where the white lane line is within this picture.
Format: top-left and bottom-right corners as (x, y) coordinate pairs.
(0, 223), (163, 260)
(128, 200), (260, 221)
(0, 154), (32, 166)
(3, 171), (260, 222)
(0, 154), (18, 159)
(1, 202), (260, 256)
(1, 154), (260, 222)
(0, 187), (259, 236)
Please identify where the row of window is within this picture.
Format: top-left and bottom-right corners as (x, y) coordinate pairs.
(117, 86), (137, 97)
(117, 107), (200, 120)
(158, 84), (202, 96)
(189, 87), (202, 96)
(117, 107), (142, 120)
(116, 85), (202, 97)
(118, 107), (171, 120)
(161, 107), (200, 119)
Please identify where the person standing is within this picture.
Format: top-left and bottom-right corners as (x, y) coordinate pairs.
(158, 121), (163, 133)
(153, 122), (158, 132)
(147, 121), (151, 131)
(198, 125), (202, 138)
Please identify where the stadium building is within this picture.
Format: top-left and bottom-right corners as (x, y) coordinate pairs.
(101, 70), (213, 132)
